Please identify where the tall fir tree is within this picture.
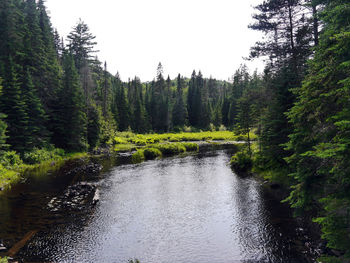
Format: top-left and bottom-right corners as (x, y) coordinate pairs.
(0, 57), (28, 153)
(22, 68), (49, 149)
(55, 53), (87, 151)
(172, 74), (187, 127)
(285, 1), (350, 260)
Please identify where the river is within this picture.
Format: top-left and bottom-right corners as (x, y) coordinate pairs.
(0, 150), (315, 262)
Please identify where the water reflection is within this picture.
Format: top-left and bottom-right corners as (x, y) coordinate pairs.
(0, 151), (311, 262)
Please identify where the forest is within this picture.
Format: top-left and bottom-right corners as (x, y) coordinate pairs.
(0, 0), (349, 262)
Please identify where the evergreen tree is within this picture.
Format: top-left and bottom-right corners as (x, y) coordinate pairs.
(0, 57), (28, 153)
(0, 79), (8, 154)
(117, 84), (130, 131)
(172, 74), (186, 127)
(22, 68), (49, 149)
(87, 104), (100, 150)
(66, 19), (98, 71)
(285, 1), (350, 260)
(55, 53), (87, 151)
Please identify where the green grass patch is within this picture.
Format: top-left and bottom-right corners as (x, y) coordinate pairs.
(0, 150), (88, 190)
(181, 142), (199, 152)
(143, 148), (162, 160)
(132, 150), (145, 163)
(113, 131), (249, 152)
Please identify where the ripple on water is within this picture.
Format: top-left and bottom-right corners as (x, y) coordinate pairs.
(8, 151), (311, 263)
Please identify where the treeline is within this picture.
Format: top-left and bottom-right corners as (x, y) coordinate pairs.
(232, 0), (350, 262)
(0, 0), (262, 155)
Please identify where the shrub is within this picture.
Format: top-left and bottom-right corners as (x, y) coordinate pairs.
(132, 150), (145, 163)
(143, 148), (162, 160)
(230, 151), (252, 173)
(154, 143), (186, 156)
(114, 137), (128, 144)
(0, 164), (20, 187)
(0, 257), (8, 263)
(133, 139), (147, 146)
(0, 151), (23, 169)
(23, 148), (65, 165)
(182, 142), (199, 152)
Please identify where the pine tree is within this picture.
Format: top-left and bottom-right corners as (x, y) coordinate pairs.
(22, 68), (49, 149)
(87, 104), (100, 149)
(172, 74), (186, 127)
(55, 53), (87, 151)
(0, 57), (28, 153)
(66, 19), (98, 71)
(0, 79), (8, 154)
(117, 84), (130, 131)
(285, 1), (350, 260)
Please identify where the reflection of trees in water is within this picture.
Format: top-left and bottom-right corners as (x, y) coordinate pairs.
(231, 174), (307, 263)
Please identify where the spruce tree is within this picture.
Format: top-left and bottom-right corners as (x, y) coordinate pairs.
(172, 74), (186, 127)
(22, 68), (49, 149)
(0, 79), (8, 154)
(285, 1), (350, 260)
(0, 57), (28, 153)
(56, 53), (87, 151)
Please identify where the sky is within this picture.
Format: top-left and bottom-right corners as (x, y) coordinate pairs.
(45, 0), (265, 82)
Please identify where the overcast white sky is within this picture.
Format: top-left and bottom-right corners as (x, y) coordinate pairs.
(45, 0), (264, 82)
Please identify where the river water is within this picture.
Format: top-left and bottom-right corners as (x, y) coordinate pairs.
(0, 150), (314, 262)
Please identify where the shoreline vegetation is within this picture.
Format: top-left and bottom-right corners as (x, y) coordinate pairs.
(0, 131), (251, 191)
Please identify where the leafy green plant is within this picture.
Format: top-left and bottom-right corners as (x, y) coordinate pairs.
(153, 143), (186, 156)
(23, 148), (65, 165)
(182, 142), (199, 152)
(230, 151), (252, 173)
(132, 150), (145, 163)
(143, 148), (162, 160)
(0, 151), (23, 169)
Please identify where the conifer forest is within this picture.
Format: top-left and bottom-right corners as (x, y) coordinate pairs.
(0, 0), (350, 262)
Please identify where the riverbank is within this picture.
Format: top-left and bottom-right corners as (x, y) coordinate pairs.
(229, 142), (326, 262)
(0, 150), (316, 262)
(0, 131), (249, 192)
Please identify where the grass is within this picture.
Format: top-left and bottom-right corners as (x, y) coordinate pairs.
(113, 131), (252, 153)
(0, 150), (88, 191)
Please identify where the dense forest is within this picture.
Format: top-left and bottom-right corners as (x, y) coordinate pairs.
(0, 0), (349, 262)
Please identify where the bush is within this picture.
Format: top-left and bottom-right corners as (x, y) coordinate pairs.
(143, 148), (162, 160)
(154, 143), (186, 156)
(230, 151), (252, 173)
(0, 257), (8, 263)
(182, 142), (199, 152)
(0, 151), (23, 168)
(132, 150), (145, 163)
(23, 148), (65, 165)
(114, 137), (128, 144)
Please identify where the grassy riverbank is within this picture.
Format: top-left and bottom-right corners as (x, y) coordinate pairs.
(112, 131), (254, 152)
(0, 131), (251, 190)
(0, 149), (87, 191)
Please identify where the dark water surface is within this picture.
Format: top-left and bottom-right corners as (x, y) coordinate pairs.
(0, 151), (313, 262)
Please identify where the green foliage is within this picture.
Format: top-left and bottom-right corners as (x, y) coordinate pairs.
(230, 151), (252, 173)
(181, 142), (199, 152)
(143, 147), (162, 160)
(87, 104), (101, 150)
(153, 143), (186, 156)
(281, 0), (350, 260)
(0, 256), (8, 263)
(0, 163), (20, 189)
(22, 148), (65, 164)
(131, 150), (145, 163)
(0, 151), (23, 169)
(0, 57), (29, 153)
